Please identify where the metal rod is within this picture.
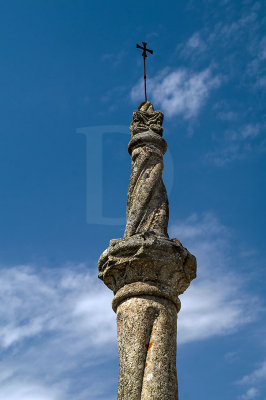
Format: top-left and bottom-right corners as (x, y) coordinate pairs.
(144, 56), (147, 102)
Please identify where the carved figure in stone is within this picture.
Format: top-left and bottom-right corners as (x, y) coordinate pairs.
(124, 102), (169, 238)
(130, 101), (164, 136)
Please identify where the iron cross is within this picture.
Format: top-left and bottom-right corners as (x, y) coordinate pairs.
(136, 41), (153, 102)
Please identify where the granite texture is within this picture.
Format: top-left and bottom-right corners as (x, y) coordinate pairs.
(98, 233), (196, 312)
(98, 102), (197, 399)
(125, 102), (168, 238)
(117, 296), (178, 400)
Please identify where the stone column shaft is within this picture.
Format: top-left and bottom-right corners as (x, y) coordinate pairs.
(99, 234), (196, 400)
(117, 296), (178, 399)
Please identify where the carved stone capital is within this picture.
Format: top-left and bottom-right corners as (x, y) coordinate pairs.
(98, 233), (196, 311)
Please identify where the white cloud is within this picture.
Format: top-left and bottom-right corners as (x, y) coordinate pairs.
(240, 387), (259, 400)
(0, 380), (62, 400)
(131, 67), (221, 119)
(181, 7), (258, 57)
(0, 265), (115, 349)
(179, 4), (265, 92)
(239, 360), (266, 385)
(247, 34), (266, 87)
(0, 264), (116, 400)
(186, 32), (205, 50)
(213, 9), (266, 90)
(215, 12), (258, 44)
(0, 213), (260, 398)
(237, 359), (266, 400)
(205, 145), (242, 166)
(170, 212), (228, 241)
(180, 32), (207, 57)
(169, 213), (258, 343)
(241, 124), (260, 139)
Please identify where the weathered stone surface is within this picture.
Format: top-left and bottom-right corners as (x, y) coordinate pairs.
(129, 101), (164, 137)
(125, 102), (168, 238)
(98, 102), (197, 400)
(98, 233), (196, 312)
(117, 296), (178, 400)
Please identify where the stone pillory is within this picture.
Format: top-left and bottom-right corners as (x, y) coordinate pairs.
(98, 101), (197, 400)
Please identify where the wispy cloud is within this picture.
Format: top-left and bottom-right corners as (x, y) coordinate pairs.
(212, 11), (258, 46)
(180, 32), (207, 57)
(237, 360), (266, 400)
(131, 67), (221, 119)
(205, 123), (264, 166)
(180, 3), (265, 91)
(187, 5), (258, 52)
(239, 387), (259, 400)
(241, 124), (260, 139)
(169, 213), (259, 343)
(217, 111), (238, 121)
(0, 265), (115, 349)
(238, 360), (266, 386)
(0, 264), (116, 400)
(180, 9), (258, 61)
(0, 213), (261, 398)
(101, 49), (127, 68)
(247, 35), (266, 88)
(0, 379), (63, 400)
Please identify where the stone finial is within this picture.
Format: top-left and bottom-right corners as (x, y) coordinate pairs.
(130, 101), (164, 137)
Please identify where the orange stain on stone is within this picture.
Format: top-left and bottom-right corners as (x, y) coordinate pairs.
(145, 363), (148, 368)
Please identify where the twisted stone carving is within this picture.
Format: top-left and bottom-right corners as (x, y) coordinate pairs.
(125, 102), (169, 238)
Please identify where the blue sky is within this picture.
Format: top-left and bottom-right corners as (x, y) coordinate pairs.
(0, 0), (265, 399)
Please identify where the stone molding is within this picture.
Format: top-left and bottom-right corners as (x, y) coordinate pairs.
(112, 281), (182, 312)
(98, 233), (196, 311)
(128, 131), (167, 156)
